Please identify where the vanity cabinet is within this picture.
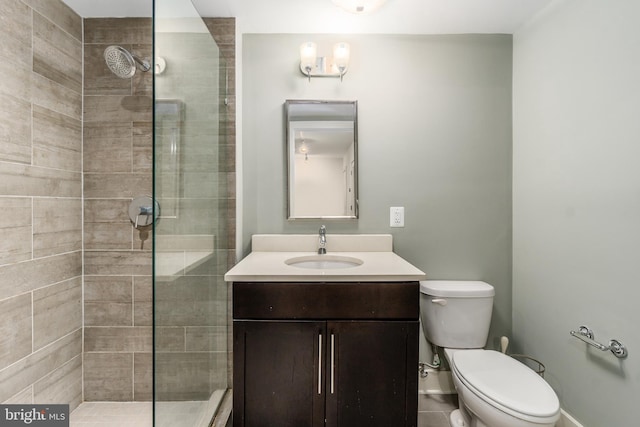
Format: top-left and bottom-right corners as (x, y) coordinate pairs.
(233, 281), (419, 427)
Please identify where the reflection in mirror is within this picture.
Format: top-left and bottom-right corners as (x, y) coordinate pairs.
(286, 100), (358, 219)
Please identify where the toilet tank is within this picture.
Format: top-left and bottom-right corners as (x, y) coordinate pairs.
(420, 280), (495, 349)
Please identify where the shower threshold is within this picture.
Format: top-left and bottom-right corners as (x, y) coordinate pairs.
(70, 389), (227, 427)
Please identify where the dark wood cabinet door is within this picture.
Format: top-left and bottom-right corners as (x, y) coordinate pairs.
(233, 320), (326, 427)
(325, 321), (419, 427)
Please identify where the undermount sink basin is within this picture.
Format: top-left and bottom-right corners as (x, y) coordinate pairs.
(285, 255), (363, 269)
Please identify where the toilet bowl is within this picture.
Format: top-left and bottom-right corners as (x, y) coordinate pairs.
(420, 281), (560, 427)
(445, 348), (560, 427)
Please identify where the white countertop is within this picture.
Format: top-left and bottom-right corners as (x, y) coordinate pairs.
(224, 234), (426, 282)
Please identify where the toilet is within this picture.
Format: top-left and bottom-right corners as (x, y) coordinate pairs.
(420, 280), (560, 427)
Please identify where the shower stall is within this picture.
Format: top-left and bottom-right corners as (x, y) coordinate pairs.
(152, 1), (234, 425)
(0, 0), (234, 426)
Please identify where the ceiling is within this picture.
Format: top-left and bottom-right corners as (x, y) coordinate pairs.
(61, 0), (555, 34)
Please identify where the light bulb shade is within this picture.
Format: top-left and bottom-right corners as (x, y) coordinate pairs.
(333, 42), (350, 71)
(300, 42), (317, 71)
(332, 0), (387, 14)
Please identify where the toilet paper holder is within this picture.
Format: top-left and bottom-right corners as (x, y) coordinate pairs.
(570, 325), (628, 359)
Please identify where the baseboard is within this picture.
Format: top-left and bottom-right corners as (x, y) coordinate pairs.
(556, 409), (584, 427)
(418, 369), (456, 395)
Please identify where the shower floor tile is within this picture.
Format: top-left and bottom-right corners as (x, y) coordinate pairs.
(70, 401), (211, 427)
(70, 402), (152, 426)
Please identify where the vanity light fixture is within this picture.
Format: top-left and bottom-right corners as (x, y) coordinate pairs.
(299, 42), (350, 82)
(332, 0), (388, 14)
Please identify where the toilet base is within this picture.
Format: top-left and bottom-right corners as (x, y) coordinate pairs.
(449, 409), (465, 426)
(450, 408), (490, 427)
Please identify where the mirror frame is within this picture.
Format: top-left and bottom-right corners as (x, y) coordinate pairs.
(285, 100), (359, 219)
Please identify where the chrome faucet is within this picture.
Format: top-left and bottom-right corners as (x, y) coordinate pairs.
(318, 225), (327, 254)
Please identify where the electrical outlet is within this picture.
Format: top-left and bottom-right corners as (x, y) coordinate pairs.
(390, 207), (405, 227)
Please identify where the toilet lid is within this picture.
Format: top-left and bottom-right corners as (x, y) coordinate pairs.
(419, 280), (495, 297)
(452, 350), (559, 418)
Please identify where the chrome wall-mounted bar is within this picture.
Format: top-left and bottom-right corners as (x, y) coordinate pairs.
(570, 325), (628, 359)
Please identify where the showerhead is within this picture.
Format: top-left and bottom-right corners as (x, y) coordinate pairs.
(104, 45), (151, 79)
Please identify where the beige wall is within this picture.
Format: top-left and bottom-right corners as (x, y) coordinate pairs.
(0, 0), (83, 410)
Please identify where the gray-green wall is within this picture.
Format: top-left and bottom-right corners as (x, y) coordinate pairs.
(513, 0), (640, 425)
(242, 34), (513, 347)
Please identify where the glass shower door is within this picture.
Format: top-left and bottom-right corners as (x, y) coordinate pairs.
(153, 1), (229, 426)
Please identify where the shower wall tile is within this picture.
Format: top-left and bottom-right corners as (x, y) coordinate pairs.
(84, 327), (152, 352)
(83, 17), (153, 402)
(84, 18), (152, 45)
(84, 121), (132, 140)
(84, 276), (133, 327)
(84, 173), (152, 198)
(0, 294), (32, 369)
(0, 0), (32, 70)
(0, 330), (82, 403)
(133, 353), (152, 401)
(133, 276), (152, 326)
(83, 134), (133, 173)
(33, 12), (82, 94)
(204, 18), (237, 388)
(155, 327), (185, 352)
(33, 355), (82, 412)
(154, 353), (212, 401)
(79, 17), (237, 401)
(84, 251), (151, 276)
(4, 386), (33, 404)
(32, 105), (82, 172)
(83, 353), (133, 401)
(22, 0), (82, 42)
(185, 326), (227, 352)
(84, 199), (130, 223)
(0, 163), (81, 198)
(33, 198), (82, 258)
(84, 222), (133, 250)
(0, 92), (32, 164)
(155, 275), (223, 326)
(33, 277), (82, 350)
(0, 252), (82, 301)
(0, 0), (82, 408)
(31, 73), (82, 120)
(0, 60), (31, 103)
(84, 95), (152, 123)
(133, 121), (152, 172)
(132, 44), (152, 96)
(0, 198), (32, 265)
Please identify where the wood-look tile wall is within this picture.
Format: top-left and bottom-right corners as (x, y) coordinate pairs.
(0, 0), (83, 410)
(203, 17), (237, 389)
(1, 9), (235, 405)
(82, 18), (153, 402)
(82, 17), (236, 401)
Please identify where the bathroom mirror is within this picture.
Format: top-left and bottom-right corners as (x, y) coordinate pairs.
(285, 100), (358, 219)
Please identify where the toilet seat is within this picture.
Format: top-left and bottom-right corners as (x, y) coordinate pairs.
(451, 349), (560, 423)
